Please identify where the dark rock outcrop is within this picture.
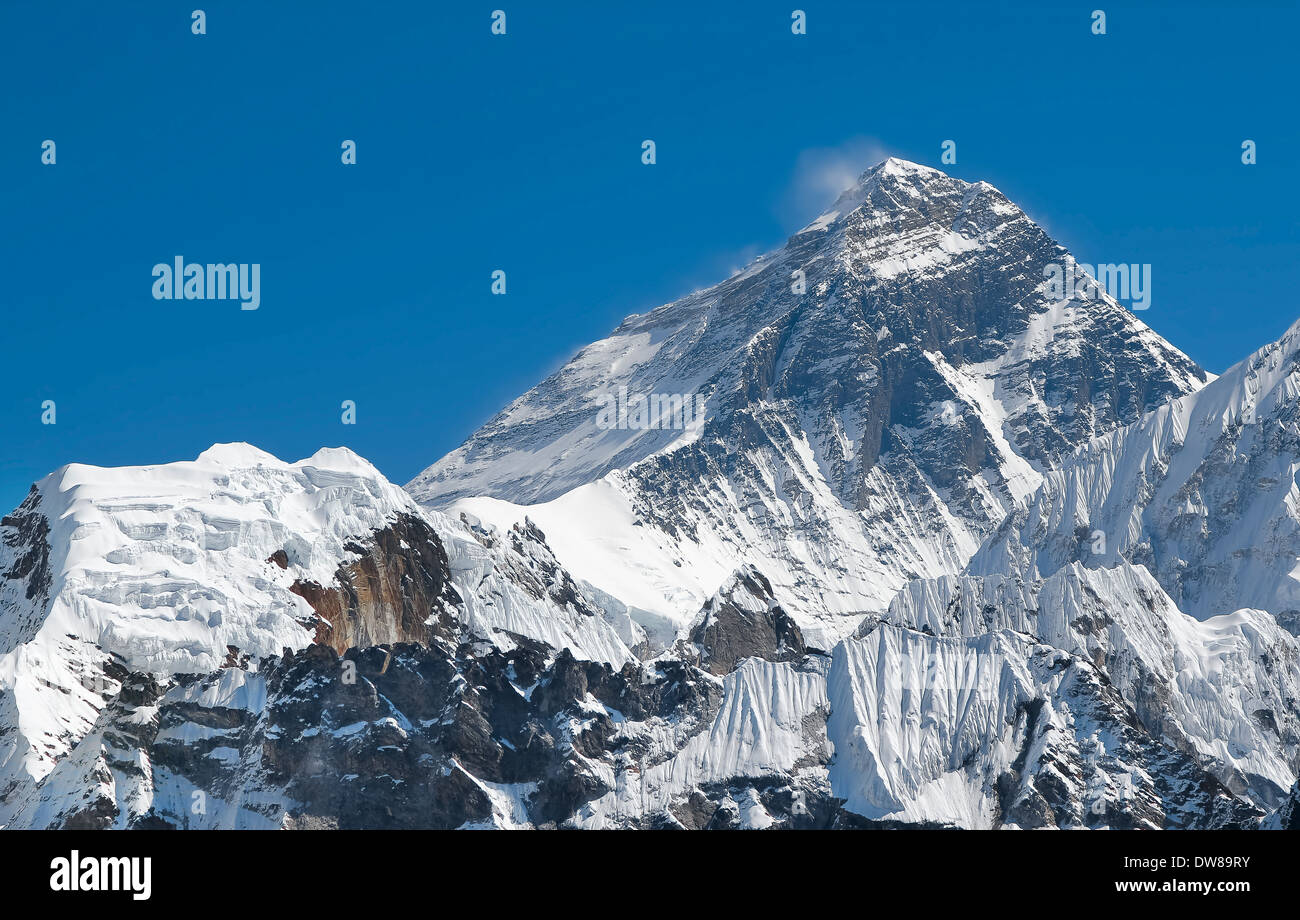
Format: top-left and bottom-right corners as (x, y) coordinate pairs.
(685, 567), (807, 675)
(2, 487), (53, 605)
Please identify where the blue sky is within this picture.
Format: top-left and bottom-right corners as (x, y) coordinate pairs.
(2, 1), (1297, 513)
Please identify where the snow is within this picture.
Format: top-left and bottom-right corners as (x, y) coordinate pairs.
(413, 158), (1206, 654)
(972, 314), (1300, 621)
(456, 770), (539, 829)
(886, 561), (1300, 802)
(798, 210), (840, 234)
(0, 441), (638, 826)
(827, 626), (1026, 826)
(573, 656), (830, 827)
(924, 349), (1044, 503)
(454, 481), (729, 639)
(433, 503), (636, 666)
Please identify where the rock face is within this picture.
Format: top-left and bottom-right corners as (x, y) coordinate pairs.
(1264, 781), (1300, 829)
(290, 513), (462, 654)
(0, 488), (52, 653)
(1, 488), (51, 606)
(13, 568), (1273, 830)
(415, 158), (1206, 646)
(683, 567), (807, 675)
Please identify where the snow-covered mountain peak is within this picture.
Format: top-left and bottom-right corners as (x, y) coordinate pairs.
(194, 441), (287, 469)
(412, 160), (1201, 498)
(296, 445), (386, 478)
(850, 156), (951, 196)
(874, 155), (939, 175)
(0, 440), (647, 826)
(808, 157), (1014, 239)
(829, 154), (943, 195)
(411, 162), (1207, 645)
(972, 313), (1300, 623)
(191, 442), (382, 479)
(6, 444), (422, 676)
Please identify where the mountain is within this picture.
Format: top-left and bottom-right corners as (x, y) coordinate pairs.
(972, 314), (1300, 624)
(0, 444), (638, 827)
(411, 158), (1207, 648)
(2, 447), (1282, 828)
(878, 562), (1300, 813)
(3, 158), (1297, 830)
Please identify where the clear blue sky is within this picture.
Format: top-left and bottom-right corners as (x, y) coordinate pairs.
(2, 1), (1296, 513)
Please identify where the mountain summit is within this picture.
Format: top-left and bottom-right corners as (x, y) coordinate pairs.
(410, 158), (1206, 645)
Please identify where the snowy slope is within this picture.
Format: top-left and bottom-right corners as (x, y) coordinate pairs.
(570, 559), (1286, 829)
(417, 158), (1207, 646)
(2, 435), (1293, 829)
(0, 444), (634, 827)
(0, 443), (392, 803)
(972, 315), (1300, 622)
(883, 563), (1300, 807)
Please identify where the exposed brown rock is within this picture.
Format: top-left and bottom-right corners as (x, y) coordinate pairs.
(289, 513), (461, 655)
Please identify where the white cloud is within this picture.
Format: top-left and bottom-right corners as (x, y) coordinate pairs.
(778, 136), (891, 227)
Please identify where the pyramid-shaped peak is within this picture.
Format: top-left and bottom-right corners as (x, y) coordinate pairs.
(816, 156), (996, 226)
(866, 156), (948, 181)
